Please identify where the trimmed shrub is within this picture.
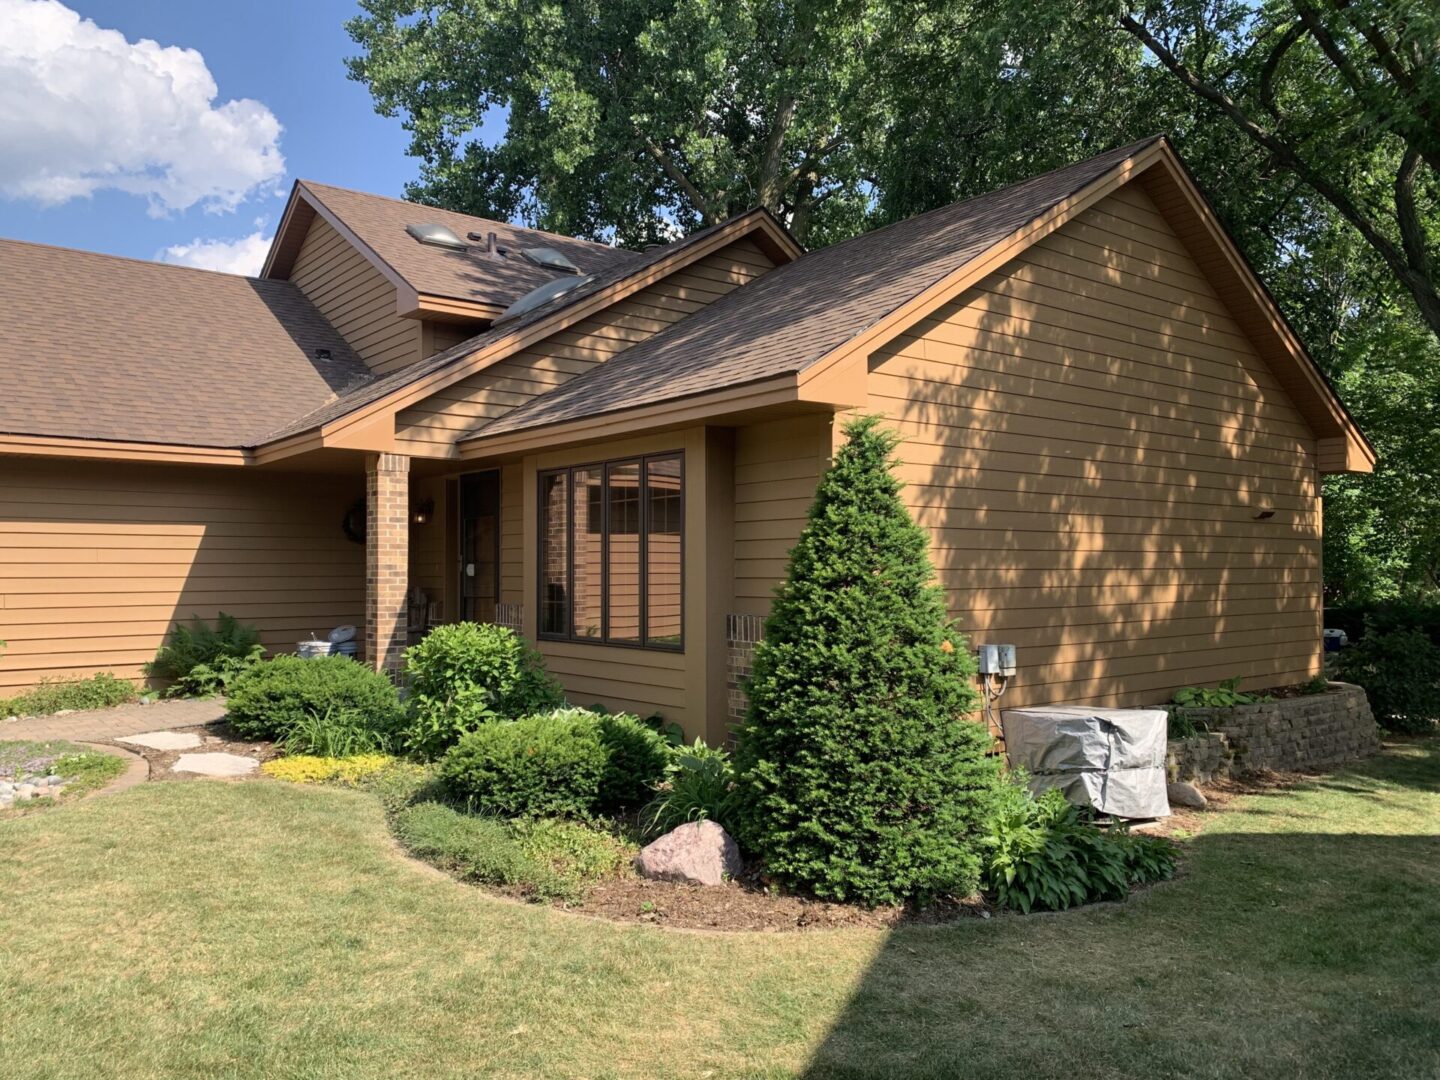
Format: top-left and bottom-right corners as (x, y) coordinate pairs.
(402, 622), (565, 759)
(438, 708), (606, 818)
(981, 787), (1177, 913)
(144, 613), (265, 697)
(0, 673), (136, 718)
(642, 740), (741, 839)
(226, 655), (404, 742)
(595, 712), (670, 812)
(1337, 625), (1440, 734)
(735, 417), (1002, 906)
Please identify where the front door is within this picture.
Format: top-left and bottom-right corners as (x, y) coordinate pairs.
(459, 471), (500, 623)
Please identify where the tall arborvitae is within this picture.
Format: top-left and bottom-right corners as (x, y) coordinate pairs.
(735, 416), (1000, 906)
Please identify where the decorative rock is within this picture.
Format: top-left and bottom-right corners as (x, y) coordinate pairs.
(1167, 781), (1208, 809)
(117, 730), (203, 751)
(0, 781), (13, 795)
(635, 820), (742, 887)
(42, 774), (61, 787)
(16, 784), (36, 800)
(170, 752), (258, 778)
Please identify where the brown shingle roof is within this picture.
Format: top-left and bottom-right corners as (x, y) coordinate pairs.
(256, 214), (765, 443)
(0, 239), (370, 447)
(470, 139), (1162, 440)
(291, 181), (640, 309)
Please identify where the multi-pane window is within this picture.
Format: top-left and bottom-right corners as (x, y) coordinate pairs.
(538, 453), (683, 649)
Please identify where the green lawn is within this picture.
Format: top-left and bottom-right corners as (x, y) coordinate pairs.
(2, 741), (1437, 1080)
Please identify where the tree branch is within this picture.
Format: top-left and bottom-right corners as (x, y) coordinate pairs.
(638, 133), (722, 225)
(1395, 145), (1430, 277)
(1259, 19), (1306, 120)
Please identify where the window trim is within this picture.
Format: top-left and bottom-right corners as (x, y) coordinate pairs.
(536, 451), (685, 651)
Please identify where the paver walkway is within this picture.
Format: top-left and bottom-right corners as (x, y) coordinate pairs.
(0, 698), (227, 743)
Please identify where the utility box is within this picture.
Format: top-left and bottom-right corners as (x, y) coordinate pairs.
(1000, 704), (1170, 819)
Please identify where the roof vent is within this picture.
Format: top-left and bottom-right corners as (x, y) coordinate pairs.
(520, 246), (580, 274)
(494, 274), (596, 326)
(405, 223), (468, 251)
(313, 347), (332, 361)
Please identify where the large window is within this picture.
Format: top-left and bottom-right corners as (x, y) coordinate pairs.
(538, 452), (684, 649)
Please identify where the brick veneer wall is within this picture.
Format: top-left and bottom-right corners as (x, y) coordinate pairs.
(726, 613), (765, 723)
(366, 452), (410, 674)
(1167, 682), (1379, 783)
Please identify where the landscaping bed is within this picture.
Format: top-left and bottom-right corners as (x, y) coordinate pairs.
(0, 739), (126, 812)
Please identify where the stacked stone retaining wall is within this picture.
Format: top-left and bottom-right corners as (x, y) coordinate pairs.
(1167, 682), (1379, 783)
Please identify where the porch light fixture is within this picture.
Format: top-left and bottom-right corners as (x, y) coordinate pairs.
(412, 498), (435, 526)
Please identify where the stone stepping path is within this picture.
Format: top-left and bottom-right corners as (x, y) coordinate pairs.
(171, 752), (259, 778)
(117, 730), (202, 751)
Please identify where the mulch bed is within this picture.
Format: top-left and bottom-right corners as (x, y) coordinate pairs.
(566, 865), (991, 932)
(121, 723), (278, 781)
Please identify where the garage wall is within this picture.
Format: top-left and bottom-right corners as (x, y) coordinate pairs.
(0, 458), (364, 693)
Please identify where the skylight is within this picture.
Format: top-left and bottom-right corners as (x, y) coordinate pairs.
(405, 223), (468, 251)
(494, 274), (596, 325)
(521, 246), (581, 274)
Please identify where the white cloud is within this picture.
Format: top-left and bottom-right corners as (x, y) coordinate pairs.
(0, 0), (285, 215)
(159, 231), (273, 276)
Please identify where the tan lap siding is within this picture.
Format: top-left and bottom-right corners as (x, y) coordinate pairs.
(290, 215), (422, 375)
(0, 459), (364, 692)
(870, 182), (1322, 708)
(732, 414), (833, 616)
(394, 238), (778, 457)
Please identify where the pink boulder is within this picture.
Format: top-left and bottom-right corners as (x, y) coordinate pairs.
(635, 820), (742, 886)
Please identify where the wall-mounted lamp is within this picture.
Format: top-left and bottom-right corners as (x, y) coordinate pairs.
(1253, 508), (1276, 521)
(412, 498), (435, 526)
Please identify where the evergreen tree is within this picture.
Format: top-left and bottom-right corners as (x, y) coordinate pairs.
(735, 416), (1001, 906)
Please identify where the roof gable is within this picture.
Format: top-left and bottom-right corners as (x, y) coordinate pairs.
(461, 138), (1372, 474)
(262, 181), (639, 320)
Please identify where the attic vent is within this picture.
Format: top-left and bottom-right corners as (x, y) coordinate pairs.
(494, 274), (596, 326)
(405, 223), (468, 251)
(520, 246), (580, 274)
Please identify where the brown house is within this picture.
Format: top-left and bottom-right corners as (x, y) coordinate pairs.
(0, 138), (1372, 743)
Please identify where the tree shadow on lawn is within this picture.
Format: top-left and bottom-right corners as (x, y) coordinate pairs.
(799, 746), (1440, 1080)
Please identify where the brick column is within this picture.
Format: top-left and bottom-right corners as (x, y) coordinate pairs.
(365, 452), (410, 675)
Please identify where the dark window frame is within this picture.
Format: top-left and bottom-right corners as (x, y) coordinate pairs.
(537, 451), (684, 651)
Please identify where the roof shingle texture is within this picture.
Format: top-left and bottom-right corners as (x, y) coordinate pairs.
(299, 181), (639, 308)
(258, 215), (752, 443)
(0, 240), (371, 447)
(473, 139), (1158, 439)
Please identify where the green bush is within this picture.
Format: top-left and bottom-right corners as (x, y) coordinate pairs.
(144, 613), (265, 697)
(438, 708), (606, 818)
(1171, 677), (1272, 708)
(981, 788), (1177, 914)
(225, 655), (404, 742)
(642, 740), (741, 838)
(402, 622), (565, 759)
(1337, 625), (1440, 734)
(735, 417), (1002, 906)
(595, 712), (670, 812)
(0, 673), (136, 718)
(392, 802), (630, 901)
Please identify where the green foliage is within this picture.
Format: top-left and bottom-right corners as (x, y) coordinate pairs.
(735, 417), (1001, 906)
(594, 712), (670, 813)
(50, 751), (127, 795)
(1337, 626), (1440, 734)
(1166, 709), (1202, 741)
(1300, 675), (1331, 696)
(438, 709), (606, 819)
(225, 655), (404, 743)
(145, 613), (265, 697)
(392, 802), (630, 902)
(0, 673), (136, 718)
(981, 788), (1177, 914)
(641, 740), (741, 839)
(401, 622), (565, 759)
(1171, 677), (1273, 709)
(278, 706), (393, 757)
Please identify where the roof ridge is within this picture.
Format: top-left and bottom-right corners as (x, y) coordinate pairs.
(0, 235), (280, 284)
(295, 179), (628, 254)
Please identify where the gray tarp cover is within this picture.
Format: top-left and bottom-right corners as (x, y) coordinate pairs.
(1000, 705), (1170, 819)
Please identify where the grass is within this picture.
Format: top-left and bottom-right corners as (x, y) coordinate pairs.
(1, 740), (1437, 1079)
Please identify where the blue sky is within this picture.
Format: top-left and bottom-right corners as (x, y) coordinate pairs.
(0, 0), (497, 273)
